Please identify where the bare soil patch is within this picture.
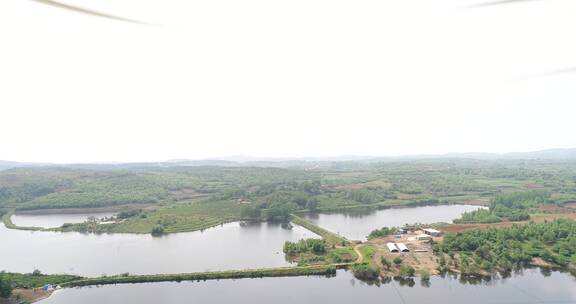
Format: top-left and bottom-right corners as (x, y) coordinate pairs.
(461, 198), (490, 206)
(333, 180), (392, 191)
(539, 204), (575, 214)
(11, 289), (52, 303)
(368, 232), (440, 276)
(530, 257), (553, 268)
(531, 213), (576, 222)
(525, 183), (545, 189)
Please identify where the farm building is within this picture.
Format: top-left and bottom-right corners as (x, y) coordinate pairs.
(423, 228), (441, 236)
(396, 243), (410, 252)
(42, 284), (54, 292)
(387, 242), (399, 252)
(415, 234), (432, 241)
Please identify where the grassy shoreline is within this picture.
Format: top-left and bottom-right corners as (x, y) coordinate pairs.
(1, 210), (43, 231)
(293, 198), (486, 215)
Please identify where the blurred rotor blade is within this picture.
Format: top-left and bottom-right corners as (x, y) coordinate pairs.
(30, 0), (149, 24)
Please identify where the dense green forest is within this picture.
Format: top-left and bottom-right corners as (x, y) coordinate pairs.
(435, 219), (576, 274)
(454, 191), (550, 224)
(2, 159), (576, 233)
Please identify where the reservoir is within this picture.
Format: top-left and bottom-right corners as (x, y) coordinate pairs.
(39, 268), (576, 304)
(303, 205), (485, 240)
(11, 212), (116, 229)
(0, 221), (317, 277)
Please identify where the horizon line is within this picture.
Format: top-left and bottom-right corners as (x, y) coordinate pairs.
(1, 147), (576, 165)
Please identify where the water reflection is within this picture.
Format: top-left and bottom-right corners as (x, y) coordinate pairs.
(0, 221), (318, 277)
(11, 212), (116, 229)
(39, 269), (576, 304)
(303, 205), (486, 240)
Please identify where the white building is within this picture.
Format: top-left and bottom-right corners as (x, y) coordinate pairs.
(387, 242), (399, 252)
(396, 243), (410, 252)
(423, 228), (441, 236)
(415, 234), (432, 241)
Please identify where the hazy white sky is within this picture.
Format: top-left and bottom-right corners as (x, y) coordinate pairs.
(1, 0), (575, 163)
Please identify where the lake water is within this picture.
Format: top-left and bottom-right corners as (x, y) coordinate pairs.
(11, 212), (116, 228)
(0, 221), (317, 277)
(303, 205), (486, 240)
(39, 269), (576, 304)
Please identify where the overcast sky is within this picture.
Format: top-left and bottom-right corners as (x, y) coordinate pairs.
(1, 0), (575, 163)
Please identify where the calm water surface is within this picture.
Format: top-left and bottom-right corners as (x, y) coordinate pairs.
(304, 205), (486, 240)
(11, 212), (116, 228)
(0, 222), (317, 277)
(40, 269), (576, 304)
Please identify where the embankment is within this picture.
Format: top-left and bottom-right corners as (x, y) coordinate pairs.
(1, 210), (43, 231)
(290, 214), (349, 244)
(62, 265), (337, 287)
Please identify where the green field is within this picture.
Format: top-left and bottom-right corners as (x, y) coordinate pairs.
(60, 200), (243, 234)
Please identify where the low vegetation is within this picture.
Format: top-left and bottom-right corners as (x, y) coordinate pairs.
(367, 227), (398, 240)
(2, 210), (42, 231)
(0, 271), (81, 295)
(62, 266), (337, 287)
(283, 239), (326, 255)
(351, 263), (379, 280)
(0, 276), (12, 299)
(59, 200), (243, 234)
(351, 245), (380, 280)
(435, 219), (576, 274)
(454, 191), (549, 224)
(283, 238), (357, 266)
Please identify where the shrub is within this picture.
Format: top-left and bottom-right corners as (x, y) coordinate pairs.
(352, 263), (379, 280)
(151, 225), (165, 236)
(399, 265), (415, 278)
(0, 277), (12, 298)
(420, 270), (430, 281)
(368, 227), (398, 239)
(283, 239), (326, 255)
(380, 257), (392, 270)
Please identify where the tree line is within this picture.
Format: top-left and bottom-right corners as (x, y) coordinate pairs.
(435, 219), (576, 274)
(454, 191), (549, 224)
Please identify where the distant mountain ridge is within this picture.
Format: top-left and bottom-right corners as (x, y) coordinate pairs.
(1, 148), (575, 171)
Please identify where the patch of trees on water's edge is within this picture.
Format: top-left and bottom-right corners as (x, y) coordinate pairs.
(435, 219), (576, 275)
(0, 271), (81, 299)
(454, 191), (549, 224)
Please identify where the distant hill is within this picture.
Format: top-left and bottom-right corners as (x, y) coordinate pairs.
(502, 148), (576, 160)
(0, 160), (52, 171)
(1, 148), (575, 171)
